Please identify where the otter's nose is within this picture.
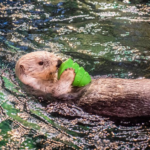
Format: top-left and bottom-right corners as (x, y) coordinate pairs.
(56, 59), (62, 68)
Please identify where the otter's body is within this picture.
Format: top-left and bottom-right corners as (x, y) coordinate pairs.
(78, 78), (150, 117)
(15, 51), (150, 118)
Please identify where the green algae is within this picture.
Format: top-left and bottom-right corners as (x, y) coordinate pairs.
(0, 120), (13, 147)
(1, 102), (40, 130)
(2, 76), (23, 95)
(20, 136), (46, 149)
(30, 109), (86, 138)
(30, 109), (55, 125)
(0, 92), (5, 101)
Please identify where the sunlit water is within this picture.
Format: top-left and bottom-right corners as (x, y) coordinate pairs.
(0, 0), (150, 149)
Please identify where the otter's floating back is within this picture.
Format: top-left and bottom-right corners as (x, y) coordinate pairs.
(58, 59), (91, 87)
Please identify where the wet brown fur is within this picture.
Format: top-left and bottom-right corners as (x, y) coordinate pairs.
(15, 51), (150, 118)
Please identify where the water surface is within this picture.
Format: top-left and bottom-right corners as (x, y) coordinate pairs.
(0, 0), (150, 149)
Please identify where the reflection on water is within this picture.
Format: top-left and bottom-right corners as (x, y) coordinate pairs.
(0, 0), (150, 149)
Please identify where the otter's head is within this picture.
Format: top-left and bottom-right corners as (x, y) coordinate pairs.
(15, 51), (62, 86)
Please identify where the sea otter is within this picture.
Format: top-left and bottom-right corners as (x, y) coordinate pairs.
(15, 51), (150, 117)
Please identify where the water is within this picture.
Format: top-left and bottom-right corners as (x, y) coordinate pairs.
(0, 0), (150, 149)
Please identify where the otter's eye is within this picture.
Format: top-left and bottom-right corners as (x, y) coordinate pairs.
(38, 61), (43, 65)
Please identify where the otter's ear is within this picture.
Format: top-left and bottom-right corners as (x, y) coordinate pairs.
(19, 65), (25, 75)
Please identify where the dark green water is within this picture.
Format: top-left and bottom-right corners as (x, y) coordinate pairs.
(0, 0), (150, 149)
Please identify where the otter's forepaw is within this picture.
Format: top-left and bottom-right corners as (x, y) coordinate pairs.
(60, 68), (75, 83)
(51, 68), (75, 97)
